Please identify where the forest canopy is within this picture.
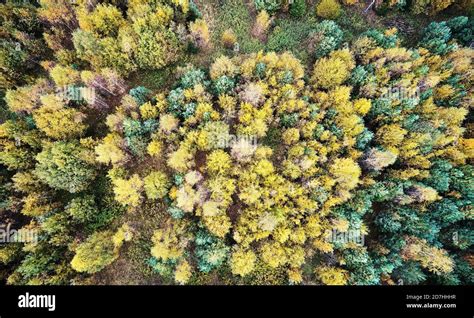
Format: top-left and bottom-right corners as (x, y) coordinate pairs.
(0, 0), (472, 286)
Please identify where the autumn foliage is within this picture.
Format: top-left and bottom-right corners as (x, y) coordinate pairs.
(0, 0), (472, 286)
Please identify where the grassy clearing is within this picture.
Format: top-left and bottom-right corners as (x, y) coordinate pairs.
(128, 63), (180, 93)
(266, 13), (319, 63)
(204, 0), (264, 55)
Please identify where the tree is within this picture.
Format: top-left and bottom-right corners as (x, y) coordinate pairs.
(419, 21), (455, 55)
(144, 171), (170, 200)
(230, 248), (257, 277)
(231, 138), (257, 162)
(71, 231), (118, 274)
(412, 0), (454, 15)
(21, 192), (57, 217)
(311, 53), (352, 89)
(315, 266), (348, 285)
(38, 0), (78, 51)
(167, 147), (194, 173)
(329, 158), (361, 190)
(77, 4), (125, 38)
(134, 27), (182, 70)
(195, 229), (229, 273)
(35, 141), (96, 193)
(221, 29), (237, 49)
(209, 55), (237, 80)
(66, 195), (97, 223)
(175, 260), (192, 284)
(401, 237), (454, 275)
(95, 133), (127, 166)
(0, 244), (22, 265)
(0, 3), (49, 89)
(112, 174), (143, 207)
(189, 19), (210, 51)
(376, 124), (407, 149)
(309, 20), (343, 58)
(70, 1), (187, 74)
(33, 95), (86, 139)
(252, 10), (272, 41)
(316, 0), (341, 20)
(290, 0), (307, 17)
(260, 242), (287, 268)
(361, 148), (397, 171)
(282, 128), (300, 145)
(4, 80), (51, 113)
(159, 114), (180, 134)
(0, 119), (41, 170)
(49, 65), (80, 87)
(151, 220), (191, 261)
(254, 0), (282, 13)
(206, 150), (232, 176)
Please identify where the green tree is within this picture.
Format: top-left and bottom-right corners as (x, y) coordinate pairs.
(34, 141), (96, 193)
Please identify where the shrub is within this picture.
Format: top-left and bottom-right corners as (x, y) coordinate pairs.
(309, 20), (343, 58)
(311, 52), (353, 89)
(189, 19), (211, 51)
(254, 0), (282, 13)
(316, 0), (341, 19)
(412, 0), (454, 15)
(213, 76), (235, 95)
(221, 29), (237, 49)
(252, 10), (272, 41)
(290, 0), (307, 17)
